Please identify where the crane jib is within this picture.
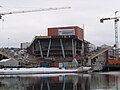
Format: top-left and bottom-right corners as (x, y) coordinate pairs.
(0, 6), (71, 19)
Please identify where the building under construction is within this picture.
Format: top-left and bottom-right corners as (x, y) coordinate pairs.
(0, 26), (120, 70)
(27, 26), (95, 63)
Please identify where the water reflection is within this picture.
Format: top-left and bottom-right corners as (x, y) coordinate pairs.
(0, 72), (120, 90)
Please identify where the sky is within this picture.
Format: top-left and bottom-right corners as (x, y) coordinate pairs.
(0, 0), (120, 48)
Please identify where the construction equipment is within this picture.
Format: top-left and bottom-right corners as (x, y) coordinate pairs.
(100, 11), (119, 49)
(0, 6), (71, 63)
(100, 11), (120, 59)
(0, 6), (71, 19)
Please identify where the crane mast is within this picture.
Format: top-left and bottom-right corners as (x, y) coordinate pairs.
(114, 11), (119, 50)
(0, 6), (71, 19)
(100, 11), (119, 59)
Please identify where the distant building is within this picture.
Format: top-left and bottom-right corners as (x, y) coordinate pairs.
(100, 44), (110, 48)
(84, 40), (96, 53)
(21, 42), (31, 49)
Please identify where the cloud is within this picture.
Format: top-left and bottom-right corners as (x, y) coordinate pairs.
(0, 0), (120, 47)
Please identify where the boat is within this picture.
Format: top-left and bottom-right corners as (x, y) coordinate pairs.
(0, 67), (91, 75)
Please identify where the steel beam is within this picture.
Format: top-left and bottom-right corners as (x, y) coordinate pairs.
(47, 39), (51, 57)
(32, 43), (35, 54)
(60, 39), (65, 58)
(72, 39), (75, 57)
(38, 40), (43, 58)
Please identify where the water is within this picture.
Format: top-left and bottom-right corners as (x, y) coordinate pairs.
(0, 72), (120, 90)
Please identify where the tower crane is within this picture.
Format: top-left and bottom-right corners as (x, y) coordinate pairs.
(0, 6), (71, 61)
(100, 11), (119, 49)
(0, 6), (71, 19)
(100, 11), (120, 59)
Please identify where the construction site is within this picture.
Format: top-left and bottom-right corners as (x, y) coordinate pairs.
(26, 25), (120, 71)
(0, 7), (119, 71)
(0, 24), (119, 71)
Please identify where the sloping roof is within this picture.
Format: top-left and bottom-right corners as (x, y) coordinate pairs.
(0, 59), (10, 62)
(0, 58), (18, 63)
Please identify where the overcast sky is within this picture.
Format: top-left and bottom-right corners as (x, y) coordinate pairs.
(0, 0), (120, 48)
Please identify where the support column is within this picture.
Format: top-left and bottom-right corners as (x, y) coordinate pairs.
(60, 39), (65, 58)
(72, 39), (75, 57)
(81, 41), (84, 65)
(38, 40), (43, 58)
(81, 41), (84, 55)
(32, 43), (35, 55)
(74, 40), (77, 57)
(47, 39), (51, 57)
